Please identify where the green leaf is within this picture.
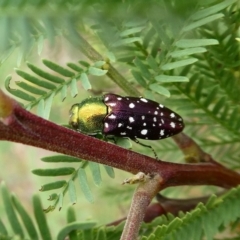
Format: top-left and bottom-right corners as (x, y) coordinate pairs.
(67, 63), (84, 72)
(88, 66), (107, 76)
(193, 0), (237, 20)
(105, 51), (116, 62)
(77, 168), (94, 203)
(211, 96), (225, 115)
(43, 59), (75, 77)
(5, 76), (36, 102)
(67, 207), (78, 239)
(27, 62), (65, 84)
(133, 57), (151, 79)
(37, 99), (45, 117)
(167, 217), (183, 231)
(40, 181), (67, 191)
(146, 55), (159, 72)
(176, 39), (219, 48)
(17, 49), (24, 67)
(161, 58), (198, 70)
(57, 222), (96, 240)
(112, 37), (141, 47)
(41, 155), (82, 163)
(96, 227), (107, 240)
(33, 194), (52, 240)
(12, 195), (39, 240)
(0, 219), (8, 236)
(203, 86), (218, 107)
(155, 75), (189, 83)
(67, 207), (77, 223)
(183, 14), (223, 32)
(15, 81), (48, 95)
(1, 182), (24, 238)
(131, 70), (147, 88)
(120, 26), (145, 37)
(149, 84), (170, 97)
(170, 47), (207, 58)
(68, 180), (77, 205)
(80, 73), (91, 90)
(70, 78), (78, 97)
(37, 35), (44, 55)
(93, 61), (106, 68)
(43, 92), (55, 119)
(61, 84), (67, 101)
(57, 193), (64, 211)
(195, 79), (204, 101)
(48, 193), (58, 201)
(89, 162), (102, 186)
(104, 165), (115, 178)
(79, 61), (90, 67)
(0, 45), (15, 64)
(32, 167), (75, 176)
(16, 70), (56, 90)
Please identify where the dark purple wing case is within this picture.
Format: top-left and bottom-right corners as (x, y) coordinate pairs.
(102, 93), (184, 140)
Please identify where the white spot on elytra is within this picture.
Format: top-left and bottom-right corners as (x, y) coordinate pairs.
(140, 98), (148, 103)
(153, 124), (156, 127)
(160, 130), (165, 136)
(179, 118), (182, 121)
(143, 122), (147, 126)
(160, 112), (163, 116)
(120, 132), (127, 135)
(126, 98), (129, 100)
(141, 129), (148, 135)
(170, 122), (176, 128)
(161, 119), (165, 124)
(109, 114), (116, 119)
(127, 126), (132, 129)
(137, 101), (140, 103)
(129, 103), (135, 108)
(159, 104), (164, 108)
(117, 97), (122, 100)
(105, 123), (109, 128)
(154, 111), (158, 115)
(129, 117), (135, 123)
(118, 123), (123, 128)
(142, 116), (145, 120)
(153, 117), (157, 122)
(157, 107), (159, 110)
(170, 113), (175, 118)
(109, 102), (116, 107)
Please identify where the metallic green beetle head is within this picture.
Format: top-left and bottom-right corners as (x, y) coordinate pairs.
(69, 97), (107, 135)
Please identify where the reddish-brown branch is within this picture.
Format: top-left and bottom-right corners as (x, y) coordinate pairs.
(120, 174), (162, 240)
(172, 133), (223, 166)
(1, 90), (240, 190)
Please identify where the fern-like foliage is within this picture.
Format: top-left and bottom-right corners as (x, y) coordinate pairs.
(1, 0), (240, 239)
(5, 59), (107, 118)
(140, 186), (240, 240)
(2, 183), (240, 240)
(31, 155), (115, 211)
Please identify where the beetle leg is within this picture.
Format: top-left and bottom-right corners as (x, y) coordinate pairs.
(132, 138), (158, 159)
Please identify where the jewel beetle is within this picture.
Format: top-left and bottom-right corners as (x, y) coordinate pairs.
(69, 93), (184, 157)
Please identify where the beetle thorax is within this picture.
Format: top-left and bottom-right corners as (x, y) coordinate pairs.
(77, 101), (106, 134)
